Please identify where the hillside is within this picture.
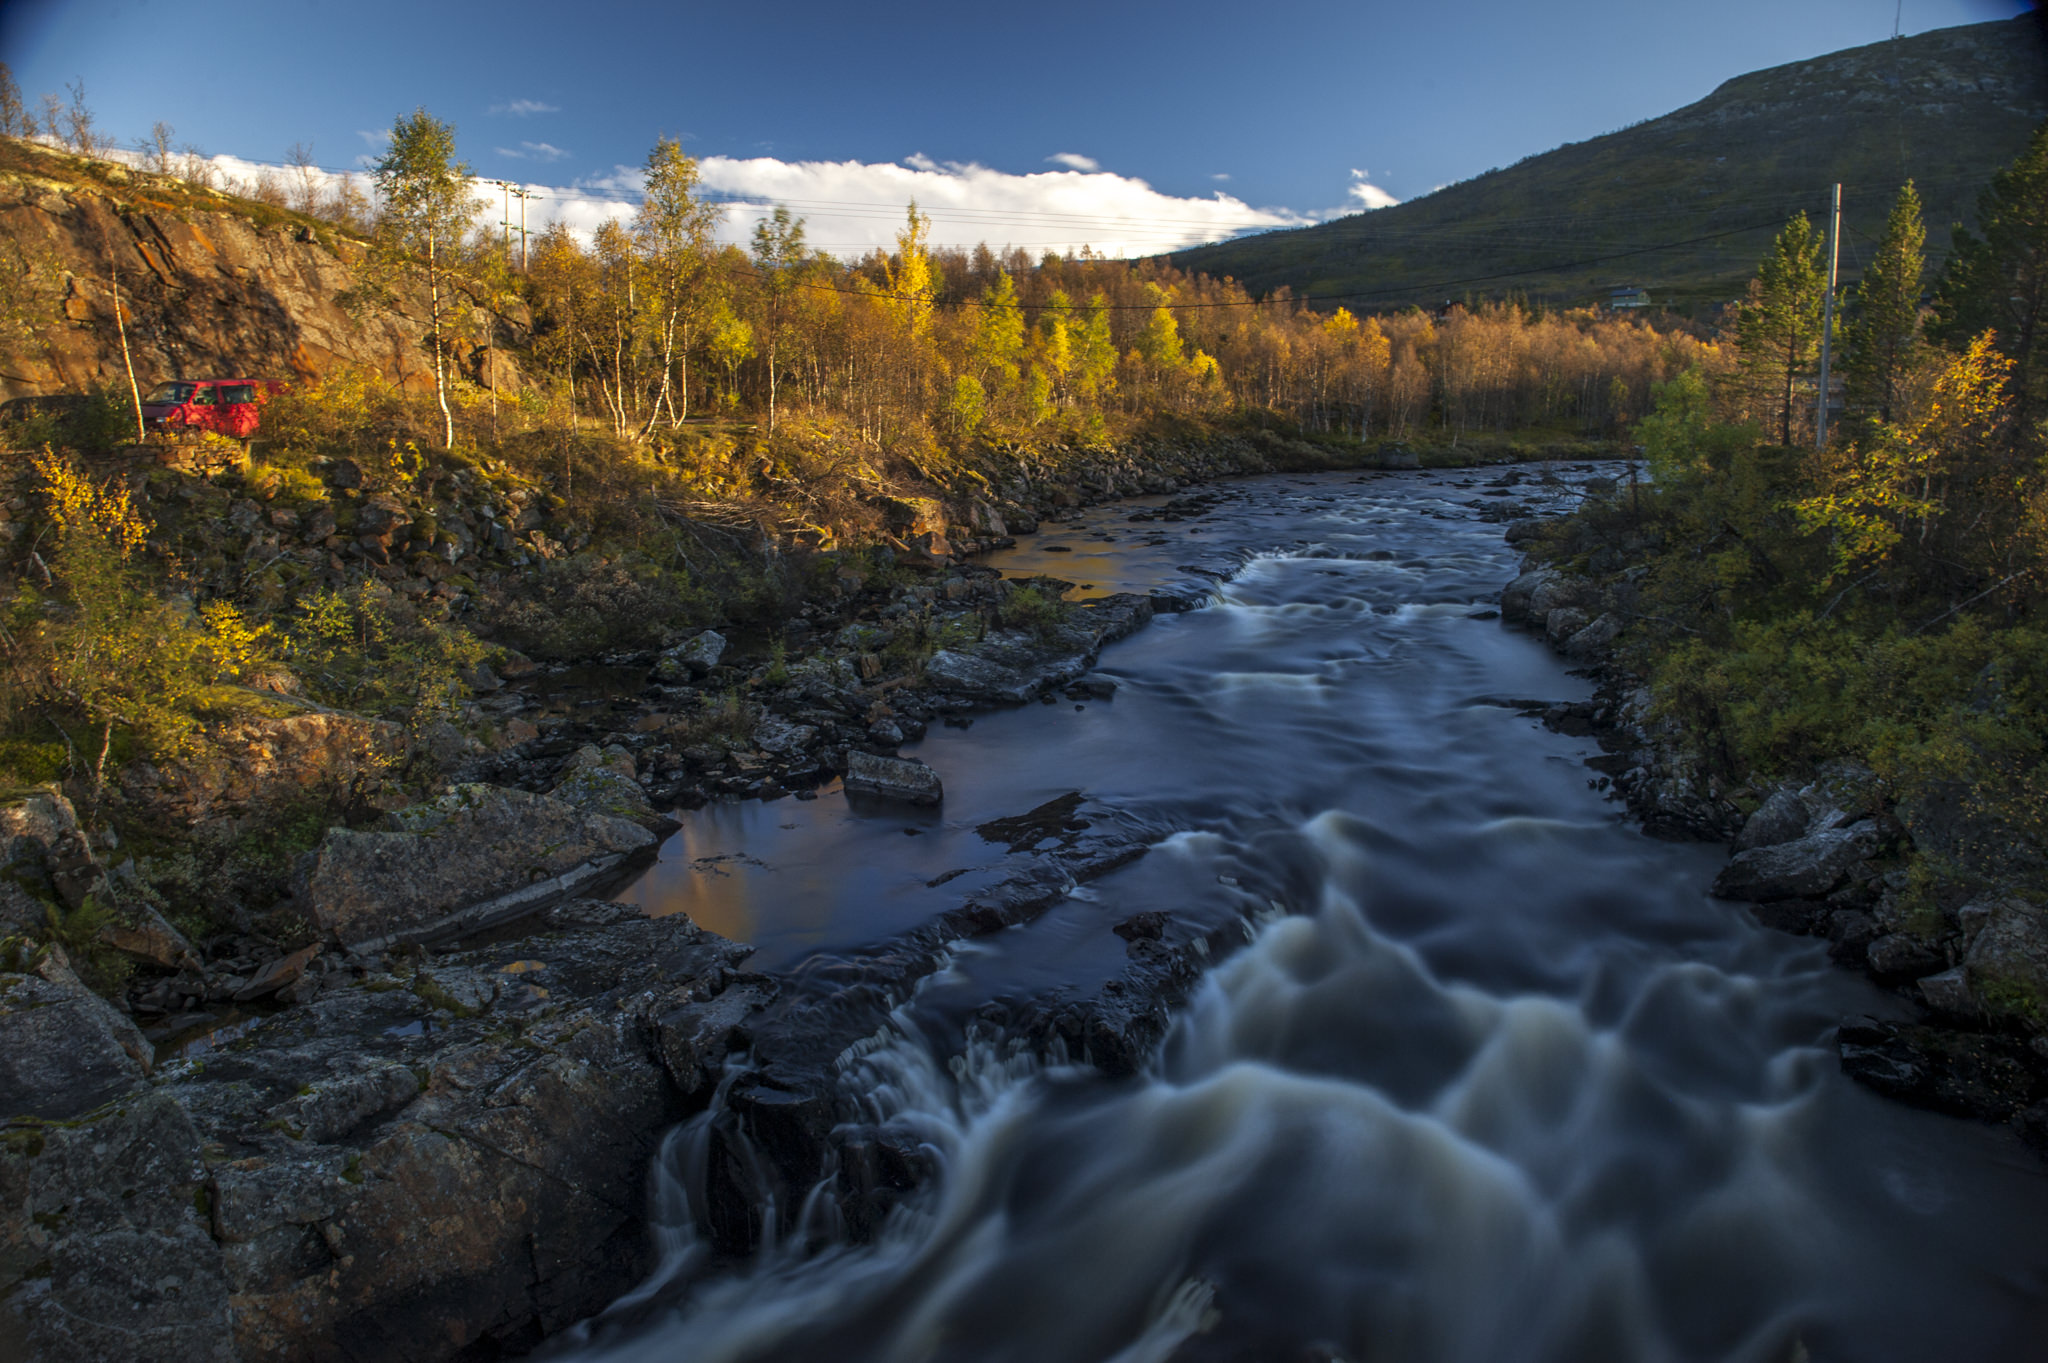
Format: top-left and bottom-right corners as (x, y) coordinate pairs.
(0, 137), (526, 400)
(1169, 16), (2048, 310)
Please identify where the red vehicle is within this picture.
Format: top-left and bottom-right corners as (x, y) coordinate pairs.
(140, 378), (284, 439)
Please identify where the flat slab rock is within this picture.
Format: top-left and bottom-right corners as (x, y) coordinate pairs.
(924, 594), (1153, 705)
(293, 782), (658, 952)
(843, 752), (944, 805)
(1, 900), (773, 1363)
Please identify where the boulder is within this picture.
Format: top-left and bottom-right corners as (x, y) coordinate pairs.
(1562, 612), (1621, 659)
(0, 950), (152, 1121)
(292, 784), (657, 951)
(1543, 606), (1589, 644)
(1733, 788), (1813, 853)
(843, 753), (944, 806)
(655, 630), (727, 681)
(1499, 567), (1556, 625)
(753, 716), (819, 757)
(1866, 932), (1947, 981)
(1962, 895), (2048, 1025)
(1712, 820), (1879, 901)
(550, 744), (673, 833)
(1918, 966), (1979, 1018)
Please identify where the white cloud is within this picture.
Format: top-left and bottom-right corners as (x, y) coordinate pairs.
(498, 141), (570, 163)
(489, 99), (559, 117)
(1047, 152), (1099, 172)
(565, 153), (1315, 258)
(1346, 169), (1399, 211)
(112, 146), (1318, 260)
(1211, 172), (1231, 182)
(1347, 181), (1400, 210)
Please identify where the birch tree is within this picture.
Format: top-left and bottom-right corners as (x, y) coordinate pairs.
(636, 137), (719, 431)
(371, 109), (481, 448)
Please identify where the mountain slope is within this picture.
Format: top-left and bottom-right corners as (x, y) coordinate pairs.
(1169, 16), (2048, 310)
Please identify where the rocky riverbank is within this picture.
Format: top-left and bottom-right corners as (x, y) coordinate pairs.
(2, 452), (1612, 1360)
(1498, 509), (2048, 1150)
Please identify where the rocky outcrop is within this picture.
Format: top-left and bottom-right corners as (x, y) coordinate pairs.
(842, 752), (944, 805)
(1, 900), (770, 1363)
(923, 594), (1154, 706)
(117, 712), (408, 833)
(653, 630), (727, 682)
(548, 743), (676, 834)
(291, 783), (657, 951)
(1, 787), (198, 969)
(1712, 820), (1881, 901)
(0, 138), (527, 400)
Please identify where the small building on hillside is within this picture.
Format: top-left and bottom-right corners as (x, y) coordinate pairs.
(1609, 285), (1651, 310)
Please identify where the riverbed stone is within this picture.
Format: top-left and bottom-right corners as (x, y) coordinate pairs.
(1734, 788), (1814, 852)
(843, 752), (944, 805)
(1562, 611), (1621, 658)
(1866, 931), (1947, 982)
(291, 783), (657, 951)
(550, 743), (673, 832)
(1712, 820), (1879, 901)
(1919, 966), (1979, 1018)
(0, 952), (152, 1121)
(1, 900), (772, 1363)
(1962, 895), (2048, 1025)
(1499, 567), (1557, 625)
(655, 630), (727, 681)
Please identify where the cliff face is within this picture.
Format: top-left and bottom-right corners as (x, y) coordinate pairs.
(0, 138), (526, 401)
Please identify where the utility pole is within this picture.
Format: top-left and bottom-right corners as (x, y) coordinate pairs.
(1816, 181), (1842, 449)
(509, 186), (542, 271)
(487, 180), (512, 254)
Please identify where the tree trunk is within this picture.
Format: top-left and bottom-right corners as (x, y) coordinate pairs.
(429, 227), (453, 448)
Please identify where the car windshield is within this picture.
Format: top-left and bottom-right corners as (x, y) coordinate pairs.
(143, 382), (193, 405)
(219, 385), (255, 404)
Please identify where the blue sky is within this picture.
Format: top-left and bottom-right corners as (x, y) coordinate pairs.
(1, 0), (2030, 255)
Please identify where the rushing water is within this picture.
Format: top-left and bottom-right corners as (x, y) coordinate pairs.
(575, 468), (2048, 1363)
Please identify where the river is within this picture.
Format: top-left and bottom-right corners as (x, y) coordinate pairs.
(568, 467), (2048, 1363)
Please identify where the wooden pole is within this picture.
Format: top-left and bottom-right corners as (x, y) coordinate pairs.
(1816, 181), (1842, 448)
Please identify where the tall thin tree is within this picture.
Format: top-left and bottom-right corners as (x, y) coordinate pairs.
(750, 206), (806, 434)
(636, 137), (720, 433)
(1842, 181), (1925, 425)
(1737, 213), (1827, 445)
(371, 109), (480, 448)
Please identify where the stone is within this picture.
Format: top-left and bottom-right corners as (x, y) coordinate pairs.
(753, 716), (819, 757)
(0, 1090), (234, 1363)
(867, 718), (905, 746)
(1962, 895), (2048, 1025)
(1066, 673), (1119, 700)
(1562, 612), (1620, 658)
(842, 752), (943, 806)
(1918, 966), (1979, 1018)
(6, 900), (764, 1363)
(550, 744), (672, 833)
(1866, 932), (1947, 981)
(0, 952), (152, 1121)
(1712, 820), (1879, 901)
(1733, 788), (1813, 853)
(233, 944), (320, 1002)
(1544, 606), (1590, 643)
(292, 783), (658, 951)
(1499, 567), (1556, 625)
(655, 630), (727, 681)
